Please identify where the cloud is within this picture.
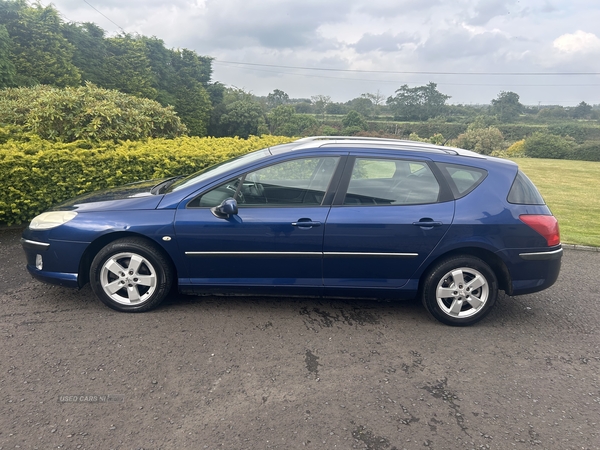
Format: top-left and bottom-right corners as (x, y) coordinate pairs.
(46, 0), (600, 105)
(196, 0), (353, 50)
(355, 0), (442, 18)
(553, 30), (600, 54)
(417, 26), (510, 61)
(352, 32), (417, 54)
(467, 0), (516, 25)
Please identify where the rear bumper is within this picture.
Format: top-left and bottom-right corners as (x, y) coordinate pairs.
(519, 248), (563, 261)
(498, 245), (562, 296)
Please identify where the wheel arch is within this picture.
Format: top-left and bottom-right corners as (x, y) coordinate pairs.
(78, 232), (178, 289)
(417, 247), (512, 297)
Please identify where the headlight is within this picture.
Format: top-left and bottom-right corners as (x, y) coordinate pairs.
(29, 211), (78, 230)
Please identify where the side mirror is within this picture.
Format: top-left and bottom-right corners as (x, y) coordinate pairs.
(211, 198), (238, 219)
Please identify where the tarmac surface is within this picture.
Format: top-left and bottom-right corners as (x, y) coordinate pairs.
(0, 226), (599, 450)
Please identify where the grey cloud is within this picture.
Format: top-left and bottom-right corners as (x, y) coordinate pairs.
(467, 0), (516, 25)
(356, 0), (443, 18)
(352, 32), (417, 54)
(200, 0), (353, 49)
(418, 28), (510, 60)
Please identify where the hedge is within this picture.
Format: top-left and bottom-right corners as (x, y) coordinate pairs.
(572, 142), (600, 162)
(364, 121), (600, 143)
(0, 135), (294, 225)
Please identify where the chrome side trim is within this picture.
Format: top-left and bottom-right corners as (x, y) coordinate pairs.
(20, 238), (50, 251)
(324, 252), (418, 258)
(185, 251), (418, 258)
(185, 251), (321, 256)
(519, 248), (563, 261)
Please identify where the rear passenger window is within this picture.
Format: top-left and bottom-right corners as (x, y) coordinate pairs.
(507, 170), (545, 205)
(344, 158), (440, 205)
(436, 163), (487, 198)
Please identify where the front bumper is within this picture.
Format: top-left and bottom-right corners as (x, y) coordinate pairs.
(21, 235), (88, 289)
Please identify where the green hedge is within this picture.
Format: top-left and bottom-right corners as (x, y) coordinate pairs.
(572, 142), (600, 162)
(364, 121), (600, 142)
(0, 135), (294, 225)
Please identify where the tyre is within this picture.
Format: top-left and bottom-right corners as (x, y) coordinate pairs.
(421, 256), (498, 326)
(90, 238), (173, 312)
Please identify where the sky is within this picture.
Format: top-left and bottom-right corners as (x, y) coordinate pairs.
(45, 0), (600, 106)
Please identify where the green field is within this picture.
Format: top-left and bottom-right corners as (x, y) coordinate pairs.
(511, 158), (600, 247)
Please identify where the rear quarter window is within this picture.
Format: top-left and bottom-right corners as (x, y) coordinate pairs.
(436, 163), (487, 199)
(507, 170), (545, 205)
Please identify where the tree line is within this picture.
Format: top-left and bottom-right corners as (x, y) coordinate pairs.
(0, 0), (598, 142)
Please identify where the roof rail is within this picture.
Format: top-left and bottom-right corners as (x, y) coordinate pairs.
(292, 136), (463, 155)
(294, 136), (413, 143)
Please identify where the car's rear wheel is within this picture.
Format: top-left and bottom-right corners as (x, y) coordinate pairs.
(90, 238), (172, 312)
(422, 256), (498, 326)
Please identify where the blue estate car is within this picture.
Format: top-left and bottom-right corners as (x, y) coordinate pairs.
(21, 137), (562, 326)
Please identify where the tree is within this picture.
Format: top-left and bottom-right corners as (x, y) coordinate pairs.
(62, 22), (108, 86)
(362, 90), (385, 107)
(215, 88), (265, 138)
(325, 102), (347, 115)
(267, 105), (317, 136)
(168, 48), (213, 136)
(102, 35), (157, 99)
(386, 82), (450, 121)
(537, 106), (568, 119)
(0, 24), (15, 87)
(1, 0), (80, 87)
(342, 110), (368, 130)
(362, 90), (385, 116)
(346, 97), (373, 117)
(491, 91), (522, 122)
(571, 101), (593, 119)
(266, 89), (289, 109)
(311, 95), (331, 120)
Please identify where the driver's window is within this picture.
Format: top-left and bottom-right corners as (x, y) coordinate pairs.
(188, 157), (339, 208)
(186, 177), (242, 208)
(240, 157), (339, 206)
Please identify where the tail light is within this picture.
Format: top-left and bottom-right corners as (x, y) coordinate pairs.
(519, 215), (560, 247)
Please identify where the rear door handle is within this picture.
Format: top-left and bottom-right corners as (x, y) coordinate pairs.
(412, 220), (443, 228)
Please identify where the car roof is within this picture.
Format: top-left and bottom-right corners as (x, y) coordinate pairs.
(271, 136), (487, 159)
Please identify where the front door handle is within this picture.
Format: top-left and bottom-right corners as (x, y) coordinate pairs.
(292, 219), (321, 228)
(412, 219), (443, 228)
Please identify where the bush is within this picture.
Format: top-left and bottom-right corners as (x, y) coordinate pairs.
(0, 135), (294, 224)
(408, 132), (445, 145)
(505, 139), (526, 157)
(342, 125), (364, 136)
(342, 111), (367, 130)
(523, 132), (575, 159)
(317, 125), (339, 136)
(451, 126), (505, 155)
(572, 142), (600, 162)
(0, 83), (187, 142)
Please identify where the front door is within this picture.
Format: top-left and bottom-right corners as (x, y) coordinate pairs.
(174, 156), (341, 289)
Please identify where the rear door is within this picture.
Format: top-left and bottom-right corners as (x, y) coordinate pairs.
(323, 155), (455, 289)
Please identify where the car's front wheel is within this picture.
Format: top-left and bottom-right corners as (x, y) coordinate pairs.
(422, 256), (498, 326)
(90, 238), (173, 312)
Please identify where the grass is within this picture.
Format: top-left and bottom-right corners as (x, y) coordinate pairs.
(511, 158), (600, 247)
